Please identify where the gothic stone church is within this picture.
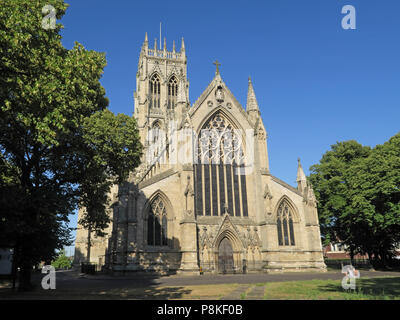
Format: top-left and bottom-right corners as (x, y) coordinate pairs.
(74, 34), (327, 274)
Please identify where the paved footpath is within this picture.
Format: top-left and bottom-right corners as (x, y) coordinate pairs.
(244, 285), (266, 300)
(220, 285), (250, 300)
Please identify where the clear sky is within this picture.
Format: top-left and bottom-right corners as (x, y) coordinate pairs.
(59, 0), (400, 255)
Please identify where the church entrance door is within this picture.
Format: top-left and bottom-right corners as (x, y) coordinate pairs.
(218, 238), (234, 274)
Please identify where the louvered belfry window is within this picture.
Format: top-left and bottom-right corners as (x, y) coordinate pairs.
(149, 74), (161, 108)
(168, 76), (178, 109)
(194, 111), (248, 217)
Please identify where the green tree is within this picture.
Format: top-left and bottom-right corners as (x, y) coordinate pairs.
(78, 110), (142, 262)
(309, 136), (400, 268)
(346, 133), (400, 267)
(51, 249), (71, 269)
(0, 0), (142, 290)
(309, 141), (371, 255)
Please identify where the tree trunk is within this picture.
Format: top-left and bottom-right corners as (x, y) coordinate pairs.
(11, 247), (18, 290)
(367, 251), (374, 268)
(349, 248), (355, 266)
(373, 250), (381, 269)
(378, 248), (387, 269)
(18, 261), (33, 291)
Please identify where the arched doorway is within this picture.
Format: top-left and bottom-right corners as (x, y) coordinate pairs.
(218, 237), (234, 273)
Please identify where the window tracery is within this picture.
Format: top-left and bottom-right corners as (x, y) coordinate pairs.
(168, 76), (178, 109)
(147, 195), (168, 246)
(277, 200), (295, 246)
(194, 111), (248, 218)
(149, 73), (161, 108)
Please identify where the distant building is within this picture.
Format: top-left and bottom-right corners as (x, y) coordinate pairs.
(323, 242), (400, 260)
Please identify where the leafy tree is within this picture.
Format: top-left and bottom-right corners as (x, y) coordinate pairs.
(51, 249), (71, 269)
(309, 141), (371, 251)
(78, 110), (142, 262)
(309, 135), (400, 268)
(346, 133), (400, 267)
(0, 0), (142, 290)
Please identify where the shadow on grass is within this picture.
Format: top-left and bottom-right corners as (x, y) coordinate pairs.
(318, 277), (400, 298)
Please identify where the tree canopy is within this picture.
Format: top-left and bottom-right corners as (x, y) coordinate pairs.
(0, 0), (142, 290)
(51, 249), (71, 269)
(309, 134), (400, 268)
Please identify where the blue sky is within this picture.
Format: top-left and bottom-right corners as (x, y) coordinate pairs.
(59, 0), (400, 255)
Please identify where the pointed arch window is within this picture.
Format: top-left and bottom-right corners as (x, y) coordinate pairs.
(168, 76), (178, 109)
(194, 111), (248, 218)
(149, 74), (161, 108)
(147, 195), (168, 246)
(277, 200), (295, 246)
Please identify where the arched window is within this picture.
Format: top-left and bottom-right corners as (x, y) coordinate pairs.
(194, 111), (248, 217)
(277, 200), (295, 246)
(147, 195), (168, 246)
(149, 74), (161, 108)
(168, 76), (178, 109)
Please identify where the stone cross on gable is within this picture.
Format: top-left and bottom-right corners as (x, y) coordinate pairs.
(213, 60), (221, 74)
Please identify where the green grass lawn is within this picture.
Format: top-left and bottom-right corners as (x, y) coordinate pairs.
(261, 277), (400, 300)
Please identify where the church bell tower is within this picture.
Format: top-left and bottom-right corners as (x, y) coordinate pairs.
(133, 33), (190, 147)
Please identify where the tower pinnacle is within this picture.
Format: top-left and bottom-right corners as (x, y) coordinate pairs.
(181, 37), (185, 52)
(246, 77), (260, 113)
(297, 158), (307, 193)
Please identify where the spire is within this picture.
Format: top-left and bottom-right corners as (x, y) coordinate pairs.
(143, 32), (149, 53)
(246, 77), (260, 112)
(297, 158), (307, 182)
(163, 37), (167, 51)
(173, 40), (176, 53)
(154, 38), (157, 51)
(297, 158), (307, 192)
(181, 37), (185, 52)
